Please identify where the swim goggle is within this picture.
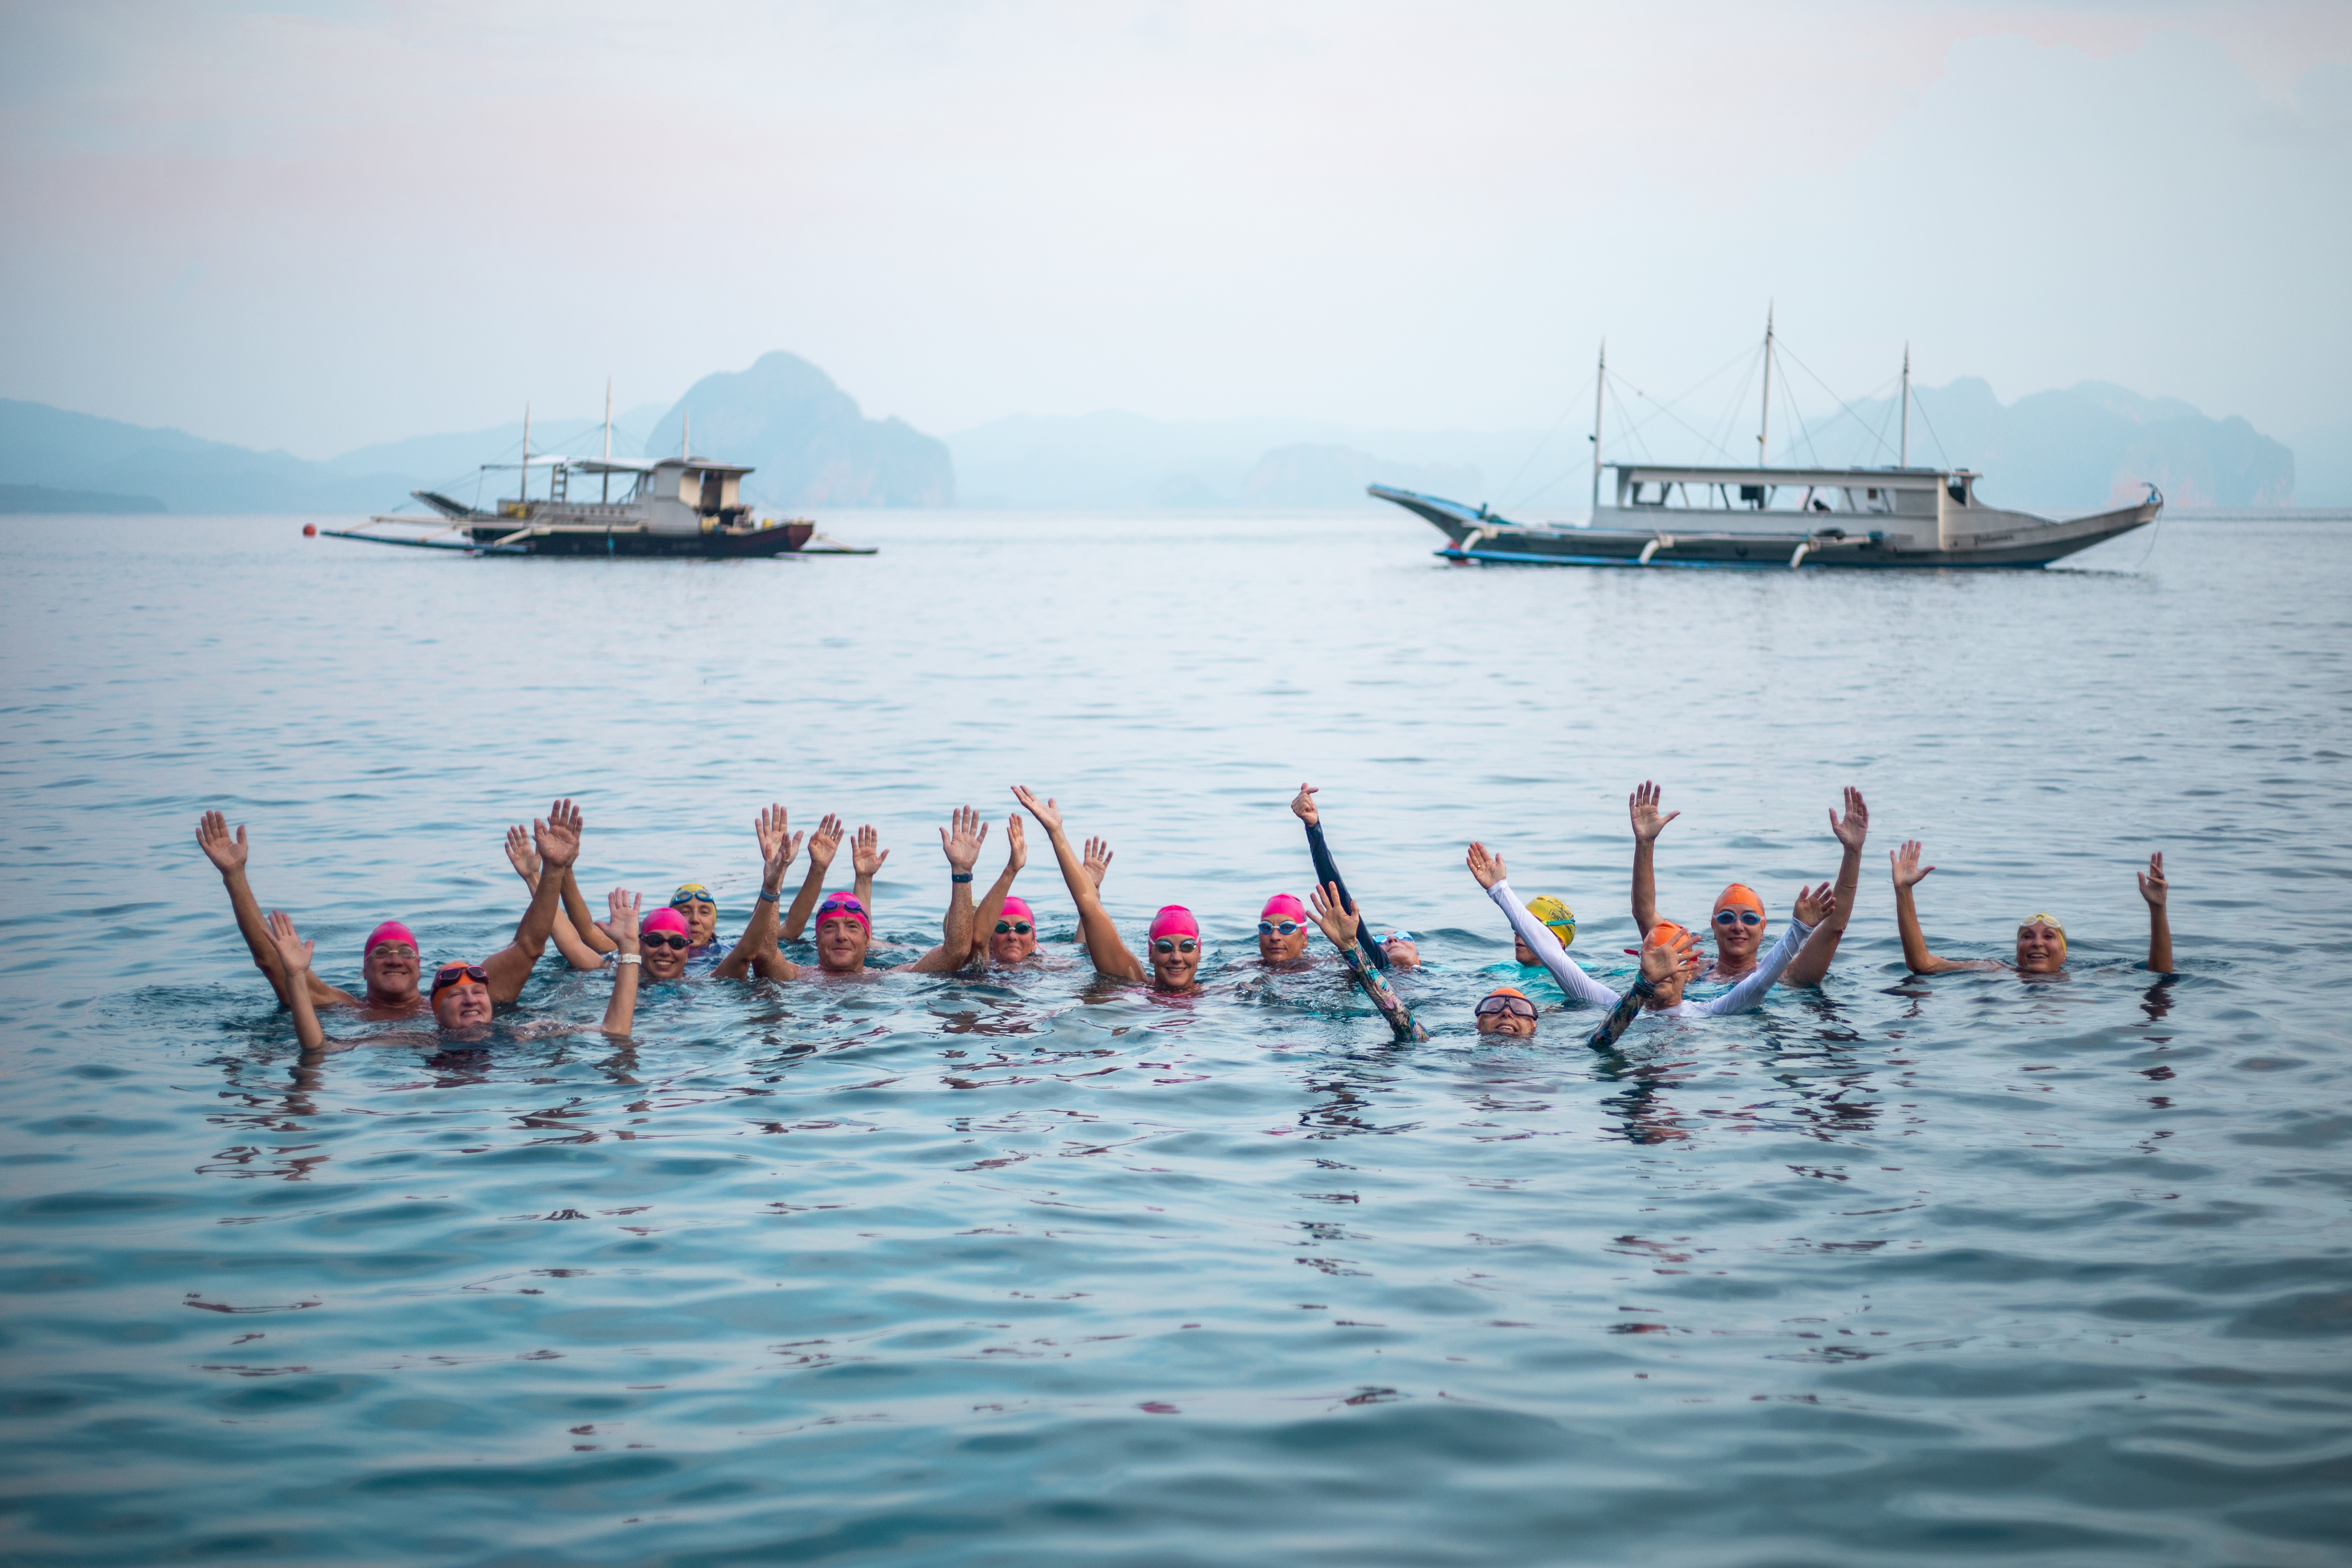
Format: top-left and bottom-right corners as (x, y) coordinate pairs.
(670, 885), (717, 910)
(993, 919), (1033, 935)
(1713, 908), (1764, 927)
(1258, 919), (1305, 936)
(1475, 994), (1537, 1020)
(431, 962), (489, 993)
(815, 895), (867, 917)
(1152, 937), (1199, 955)
(641, 933), (691, 951)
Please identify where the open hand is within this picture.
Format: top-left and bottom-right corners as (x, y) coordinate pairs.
(805, 814), (844, 873)
(1004, 813), (1027, 872)
(265, 909), (315, 976)
(535, 798), (583, 870)
(1793, 881), (1836, 926)
(1629, 781), (1679, 844)
(2137, 851), (2168, 910)
(1082, 836), (1113, 888)
(754, 803), (801, 884)
(1290, 782), (1320, 826)
(1830, 786), (1869, 852)
(1639, 925), (1698, 986)
(196, 811), (249, 875)
(504, 822), (541, 883)
(1010, 785), (1063, 836)
(605, 888), (642, 951)
(1889, 840), (1934, 890)
(941, 805), (986, 875)
(851, 824), (888, 877)
(1466, 841), (1506, 890)
(1307, 881), (1360, 947)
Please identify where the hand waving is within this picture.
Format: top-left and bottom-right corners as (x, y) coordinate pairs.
(1639, 925), (1698, 986)
(1010, 784), (1063, 836)
(805, 813), (844, 873)
(851, 824), (889, 877)
(605, 888), (642, 951)
(535, 798), (583, 870)
(1290, 782), (1320, 826)
(1082, 836), (1114, 889)
(197, 811), (250, 875)
(1629, 781), (1679, 844)
(1830, 786), (1869, 852)
(1307, 881), (1360, 947)
(940, 805), (986, 875)
(1465, 841), (1506, 890)
(754, 803), (802, 883)
(2137, 851), (2168, 910)
(1004, 813), (1027, 872)
(265, 909), (315, 976)
(1889, 840), (1934, 889)
(504, 822), (541, 883)
(1793, 881), (1836, 926)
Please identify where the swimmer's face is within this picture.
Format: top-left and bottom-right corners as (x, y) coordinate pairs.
(816, 915), (869, 974)
(1475, 1006), (1536, 1038)
(1512, 934), (1538, 966)
(1149, 936), (1201, 991)
(641, 934), (690, 982)
(1712, 904), (1765, 967)
(675, 900), (717, 946)
(2014, 924), (2066, 974)
(1258, 920), (1309, 965)
(363, 942), (420, 1001)
(1382, 937), (1420, 970)
(988, 919), (1037, 965)
(432, 977), (493, 1029)
(1645, 969), (1687, 1010)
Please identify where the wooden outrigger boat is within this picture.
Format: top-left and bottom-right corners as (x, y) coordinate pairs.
(320, 404), (875, 558)
(1374, 322), (2161, 570)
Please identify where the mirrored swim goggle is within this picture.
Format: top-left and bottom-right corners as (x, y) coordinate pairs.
(1258, 919), (1304, 936)
(432, 962), (488, 993)
(993, 919), (1033, 935)
(816, 896), (867, 917)
(1475, 994), (1537, 1020)
(1152, 937), (1199, 955)
(641, 933), (692, 951)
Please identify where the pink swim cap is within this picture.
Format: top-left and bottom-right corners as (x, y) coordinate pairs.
(364, 920), (417, 956)
(1148, 905), (1199, 941)
(642, 907), (690, 938)
(1259, 894), (1307, 923)
(999, 895), (1035, 924)
(816, 892), (871, 933)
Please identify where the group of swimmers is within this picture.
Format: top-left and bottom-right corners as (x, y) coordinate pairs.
(197, 777), (2176, 1061)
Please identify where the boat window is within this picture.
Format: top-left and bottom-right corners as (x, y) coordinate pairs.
(699, 471), (724, 512)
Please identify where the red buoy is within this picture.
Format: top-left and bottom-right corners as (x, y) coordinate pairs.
(302, 523), (317, 537)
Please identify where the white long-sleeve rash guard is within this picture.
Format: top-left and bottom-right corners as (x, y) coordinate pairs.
(1487, 880), (1813, 1019)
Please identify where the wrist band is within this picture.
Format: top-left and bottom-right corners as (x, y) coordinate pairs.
(616, 954), (642, 966)
(758, 888), (780, 902)
(951, 873), (973, 883)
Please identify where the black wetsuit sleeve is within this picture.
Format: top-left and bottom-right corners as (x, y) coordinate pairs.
(1334, 942), (1426, 1042)
(1304, 820), (1390, 971)
(1585, 978), (1656, 1051)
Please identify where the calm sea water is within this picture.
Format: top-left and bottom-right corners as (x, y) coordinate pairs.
(2, 510), (2348, 1566)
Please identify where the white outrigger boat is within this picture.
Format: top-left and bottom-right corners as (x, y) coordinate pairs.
(320, 400), (873, 558)
(1373, 320), (2161, 570)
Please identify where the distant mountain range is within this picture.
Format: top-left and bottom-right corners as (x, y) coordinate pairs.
(0, 363), (2338, 513)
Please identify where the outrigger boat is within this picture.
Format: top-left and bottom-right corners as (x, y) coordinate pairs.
(1372, 320), (2161, 570)
(320, 401), (875, 558)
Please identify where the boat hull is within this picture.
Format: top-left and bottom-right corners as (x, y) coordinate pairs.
(460, 521), (817, 558)
(1371, 486), (2159, 569)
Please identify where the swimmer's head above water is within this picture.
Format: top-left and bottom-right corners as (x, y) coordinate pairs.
(1147, 905), (1203, 991)
(1510, 895), (1575, 965)
(362, 920), (422, 1004)
(2015, 913), (2067, 974)
(638, 906), (695, 981)
(814, 892), (872, 975)
(991, 895), (1039, 964)
(430, 958), (495, 1029)
(1710, 885), (1767, 969)
(668, 883), (719, 947)
(1258, 894), (1311, 965)
(1640, 922), (1698, 1009)
(1381, 932), (1421, 969)
(1474, 985), (1537, 1037)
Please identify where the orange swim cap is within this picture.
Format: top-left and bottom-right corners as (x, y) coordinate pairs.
(1714, 884), (1764, 916)
(1486, 984), (1529, 1000)
(1646, 922), (1690, 949)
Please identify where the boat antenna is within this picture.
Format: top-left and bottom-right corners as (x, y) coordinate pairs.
(602, 379), (612, 461)
(1590, 338), (1606, 520)
(520, 402), (530, 505)
(1756, 303), (1774, 469)
(1900, 344), (1911, 467)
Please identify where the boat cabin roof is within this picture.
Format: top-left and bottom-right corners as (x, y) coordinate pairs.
(480, 456), (756, 476)
(1612, 463), (1973, 488)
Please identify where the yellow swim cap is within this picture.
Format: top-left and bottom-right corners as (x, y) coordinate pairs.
(1526, 895), (1576, 947)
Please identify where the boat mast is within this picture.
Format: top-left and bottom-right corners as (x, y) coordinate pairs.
(1590, 339), (1606, 520)
(1900, 344), (1911, 467)
(682, 412), (690, 462)
(1756, 304), (1774, 469)
(602, 379), (613, 503)
(520, 402), (530, 506)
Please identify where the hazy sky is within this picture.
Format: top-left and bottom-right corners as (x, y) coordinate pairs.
(2, 0), (2346, 457)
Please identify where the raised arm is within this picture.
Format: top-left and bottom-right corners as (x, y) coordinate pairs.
(483, 800), (580, 1002)
(906, 807), (985, 974)
(2139, 851), (2173, 974)
(1015, 785), (1143, 981)
(1890, 839), (1995, 975)
(964, 813), (1026, 964)
(1586, 928), (1699, 1051)
(781, 813), (843, 941)
(718, 804), (802, 981)
(506, 822), (608, 970)
(1468, 842), (1617, 1007)
(1309, 882), (1423, 1041)
(1629, 781), (1678, 936)
(1784, 786), (1868, 987)
(1073, 834), (1113, 953)
(851, 825), (887, 921)
(266, 909), (330, 1055)
(1295, 782), (1387, 972)
(598, 889), (643, 1035)
(200, 812), (354, 1009)
(1701, 883), (1828, 1014)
